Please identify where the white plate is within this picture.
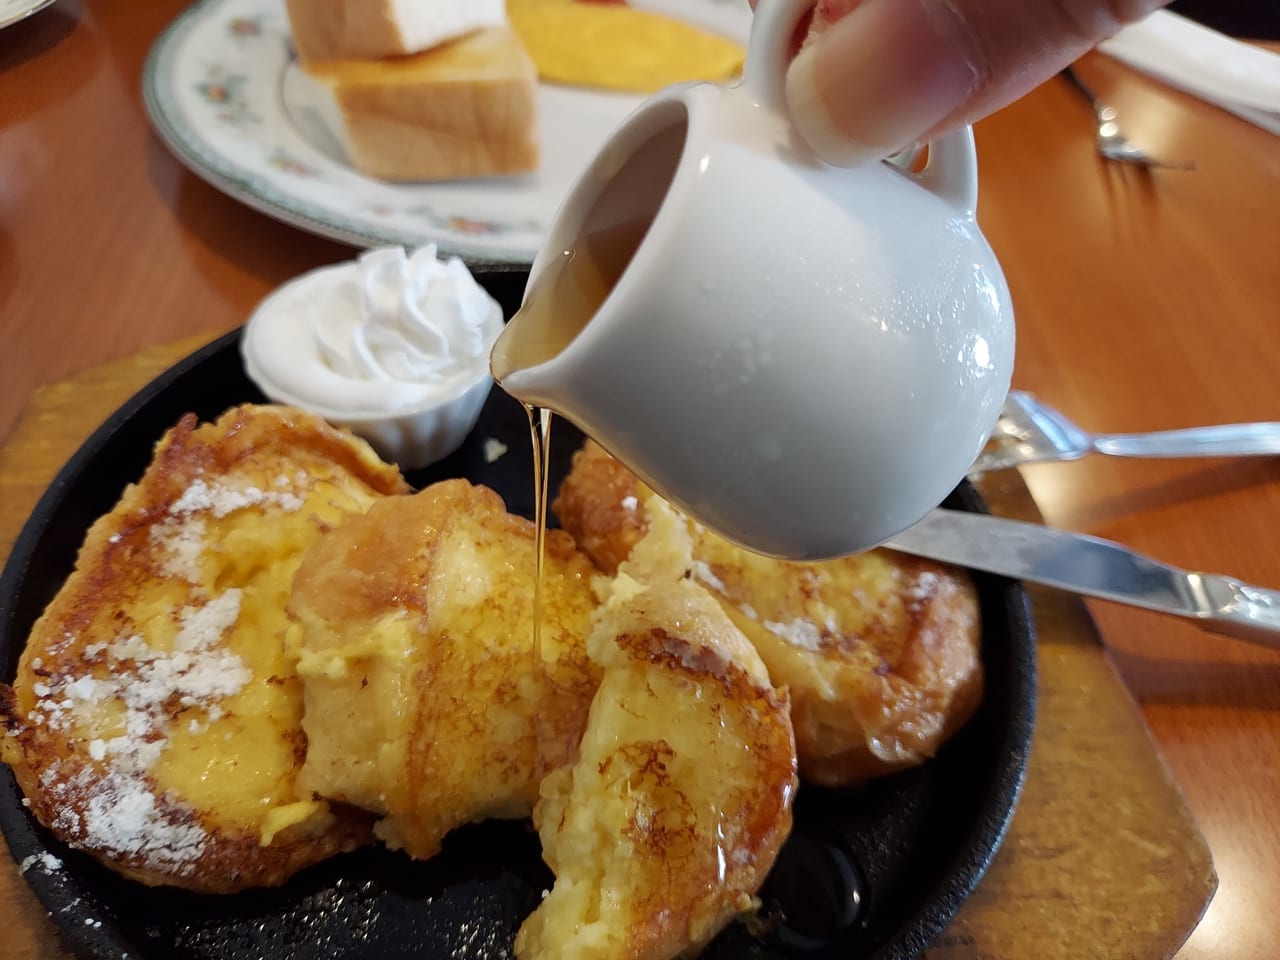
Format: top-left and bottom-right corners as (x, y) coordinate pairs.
(0, 0), (57, 30)
(142, 0), (752, 264)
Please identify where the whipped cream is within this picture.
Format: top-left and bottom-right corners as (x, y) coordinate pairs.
(242, 246), (504, 468)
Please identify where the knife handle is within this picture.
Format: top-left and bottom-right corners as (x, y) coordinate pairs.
(1199, 576), (1280, 649)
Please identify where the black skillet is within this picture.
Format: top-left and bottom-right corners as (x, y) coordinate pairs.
(0, 270), (1035, 960)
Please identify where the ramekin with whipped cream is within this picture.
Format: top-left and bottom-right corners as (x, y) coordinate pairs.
(242, 245), (504, 470)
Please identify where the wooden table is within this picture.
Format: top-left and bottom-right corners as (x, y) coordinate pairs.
(2, 2), (1278, 958)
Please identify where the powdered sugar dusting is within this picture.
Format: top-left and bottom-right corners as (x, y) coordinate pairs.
(483, 438), (508, 463)
(24, 590), (251, 872)
(171, 476), (305, 519)
(19, 852), (62, 874)
(691, 560), (726, 595)
(151, 517), (207, 583)
(764, 617), (824, 652)
(908, 570), (941, 608)
(151, 474), (308, 582)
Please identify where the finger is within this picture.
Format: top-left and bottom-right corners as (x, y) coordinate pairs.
(806, 0), (863, 40)
(785, 0), (1169, 166)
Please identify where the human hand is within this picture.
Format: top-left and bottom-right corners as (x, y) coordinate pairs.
(752, 0), (1170, 164)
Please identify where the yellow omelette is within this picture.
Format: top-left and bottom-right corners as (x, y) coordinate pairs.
(507, 0), (745, 93)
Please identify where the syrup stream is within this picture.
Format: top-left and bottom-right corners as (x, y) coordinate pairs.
(525, 401), (553, 687)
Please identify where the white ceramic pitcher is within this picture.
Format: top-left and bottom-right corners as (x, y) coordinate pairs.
(491, 0), (1015, 560)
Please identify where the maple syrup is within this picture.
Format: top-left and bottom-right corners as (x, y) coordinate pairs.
(491, 120), (681, 729)
(495, 215), (657, 666)
(491, 113), (684, 381)
(524, 401), (553, 664)
(490, 214), (655, 383)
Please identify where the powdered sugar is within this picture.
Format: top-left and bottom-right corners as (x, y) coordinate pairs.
(764, 617), (825, 652)
(483, 438), (508, 463)
(19, 852), (62, 874)
(170, 477), (304, 519)
(152, 474), (307, 582)
(690, 560), (726, 595)
(907, 570), (941, 606)
(24, 590), (251, 872)
(151, 517), (207, 583)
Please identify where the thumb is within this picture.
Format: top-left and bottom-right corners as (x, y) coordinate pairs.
(784, 0), (1169, 166)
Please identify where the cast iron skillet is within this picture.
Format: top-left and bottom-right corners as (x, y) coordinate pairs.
(0, 270), (1035, 959)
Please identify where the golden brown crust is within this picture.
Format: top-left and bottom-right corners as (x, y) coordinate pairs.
(0, 405), (407, 892)
(289, 478), (601, 860)
(551, 440), (649, 575)
(517, 509), (796, 960)
(553, 440), (984, 786)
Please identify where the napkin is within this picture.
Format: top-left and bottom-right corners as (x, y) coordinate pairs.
(1098, 10), (1280, 135)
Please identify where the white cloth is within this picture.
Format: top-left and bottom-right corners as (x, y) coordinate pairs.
(1098, 10), (1280, 136)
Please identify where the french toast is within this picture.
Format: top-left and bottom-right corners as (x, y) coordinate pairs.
(0, 405), (409, 891)
(553, 441), (984, 786)
(517, 499), (796, 960)
(288, 478), (600, 859)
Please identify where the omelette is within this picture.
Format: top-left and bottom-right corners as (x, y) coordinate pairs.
(553, 441), (984, 785)
(288, 478), (601, 860)
(0, 405), (409, 891)
(508, 0), (745, 93)
(518, 499), (796, 960)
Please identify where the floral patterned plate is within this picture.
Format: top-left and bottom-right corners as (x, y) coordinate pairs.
(0, 0), (58, 30)
(142, 0), (752, 265)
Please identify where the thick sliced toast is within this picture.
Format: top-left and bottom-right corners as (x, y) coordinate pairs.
(289, 478), (600, 859)
(292, 26), (539, 182)
(0, 405), (408, 891)
(517, 500), (796, 960)
(554, 441), (983, 785)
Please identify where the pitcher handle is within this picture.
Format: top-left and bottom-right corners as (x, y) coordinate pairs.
(741, 0), (815, 111)
(913, 127), (980, 218)
(745, 0), (980, 218)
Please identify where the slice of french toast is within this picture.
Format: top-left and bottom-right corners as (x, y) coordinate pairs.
(554, 440), (983, 786)
(0, 404), (408, 892)
(289, 478), (601, 860)
(517, 500), (797, 960)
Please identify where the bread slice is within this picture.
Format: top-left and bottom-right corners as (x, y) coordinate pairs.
(554, 441), (984, 787)
(288, 479), (600, 861)
(285, 26), (539, 182)
(286, 0), (507, 63)
(516, 500), (796, 959)
(0, 405), (409, 892)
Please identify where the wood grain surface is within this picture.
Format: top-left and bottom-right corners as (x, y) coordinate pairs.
(2, 1), (1278, 957)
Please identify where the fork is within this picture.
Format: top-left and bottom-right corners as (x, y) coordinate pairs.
(971, 390), (1280, 474)
(1060, 66), (1193, 170)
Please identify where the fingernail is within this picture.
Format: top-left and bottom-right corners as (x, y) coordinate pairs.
(785, 0), (979, 166)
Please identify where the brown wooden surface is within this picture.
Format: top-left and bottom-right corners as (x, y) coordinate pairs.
(1, 1), (1278, 957)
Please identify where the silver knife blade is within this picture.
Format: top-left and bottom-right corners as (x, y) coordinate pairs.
(885, 509), (1280, 648)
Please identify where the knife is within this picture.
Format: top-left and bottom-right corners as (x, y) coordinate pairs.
(885, 509), (1280, 649)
